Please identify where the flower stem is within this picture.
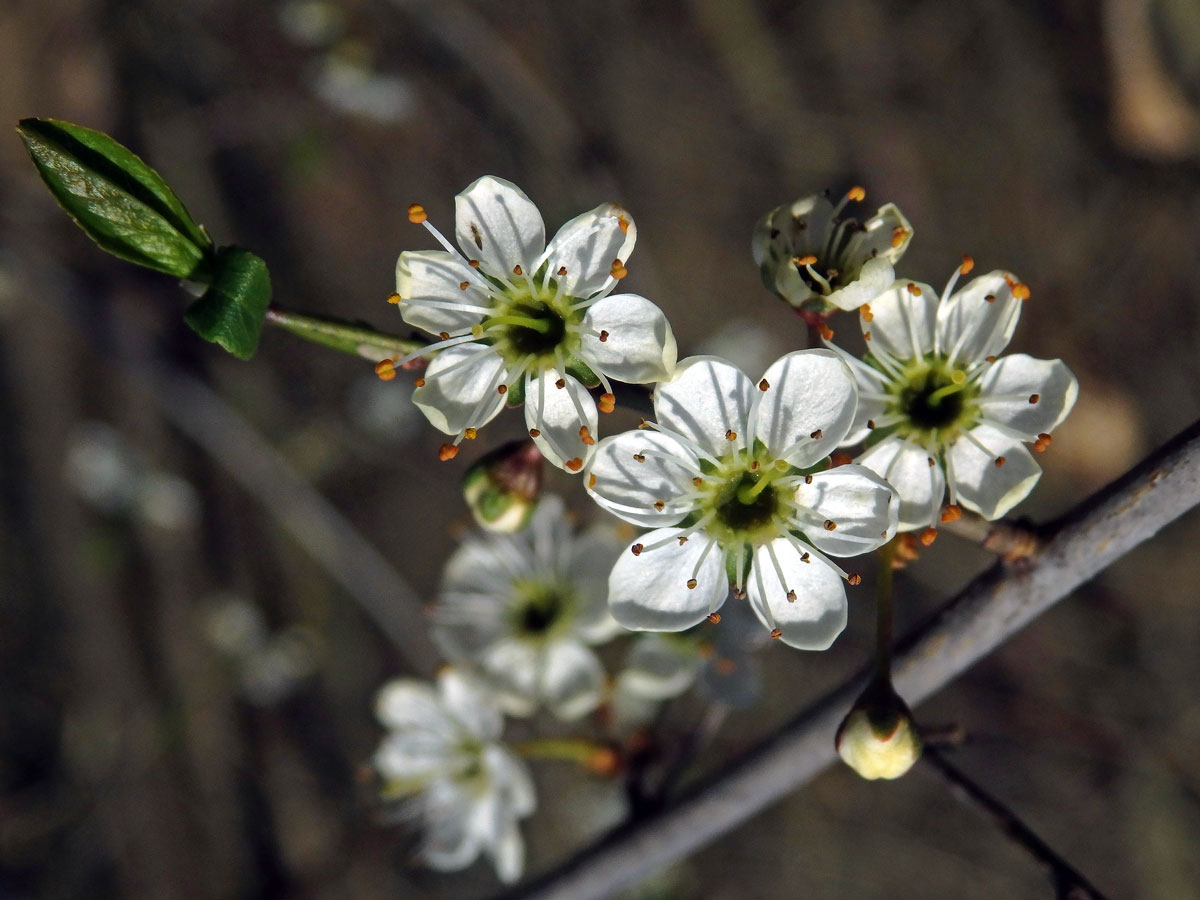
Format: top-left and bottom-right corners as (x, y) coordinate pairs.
(263, 304), (425, 360)
(875, 538), (898, 683)
(511, 737), (616, 769)
(923, 748), (1111, 899)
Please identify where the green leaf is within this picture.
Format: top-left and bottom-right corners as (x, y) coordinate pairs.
(17, 117), (213, 279)
(184, 247), (271, 359)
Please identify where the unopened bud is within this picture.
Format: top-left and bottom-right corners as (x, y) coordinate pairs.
(462, 440), (543, 533)
(835, 679), (922, 780)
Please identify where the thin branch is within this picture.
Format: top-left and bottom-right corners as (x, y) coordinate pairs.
(922, 749), (1110, 899)
(505, 417), (1200, 900)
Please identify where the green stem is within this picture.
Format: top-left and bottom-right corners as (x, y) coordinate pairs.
(263, 305), (425, 360)
(875, 538), (898, 682)
(510, 737), (612, 765)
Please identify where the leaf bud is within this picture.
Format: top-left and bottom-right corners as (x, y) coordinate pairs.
(462, 440), (543, 533)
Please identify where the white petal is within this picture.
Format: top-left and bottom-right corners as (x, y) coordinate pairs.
(581, 293), (677, 383)
(539, 640), (606, 720)
(483, 744), (536, 818)
(792, 464), (898, 555)
(746, 539), (847, 650)
(422, 786), (481, 872)
(825, 256), (895, 312)
(540, 202), (635, 298)
(523, 373), (598, 472)
(618, 634), (702, 700)
(861, 280), (938, 361)
(585, 430), (699, 528)
(488, 821), (526, 884)
(373, 733), (451, 783)
(454, 176), (545, 275)
(567, 524), (625, 644)
(846, 202), (913, 265)
(477, 639), (541, 718)
(439, 668), (503, 740)
(936, 270), (1023, 365)
(947, 423), (1042, 519)
(608, 529), (727, 632)
(977, 354), (1078, 440)
(375, 679), (445, 731)
(396, 250), (490, 335)
(411, 343), (508, 435)
(754, 350), (858, 467)
(653, 356), (755, 459)
(857, 438), (946, 531)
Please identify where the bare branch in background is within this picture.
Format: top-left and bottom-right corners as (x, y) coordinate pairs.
(506, 416), (1200, 900)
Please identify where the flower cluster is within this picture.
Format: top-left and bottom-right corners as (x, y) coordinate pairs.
(371, 178), (1079, 879)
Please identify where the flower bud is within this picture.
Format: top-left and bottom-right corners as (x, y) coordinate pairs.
(462, 440), (543, 533)
(835, 679), (922, 780)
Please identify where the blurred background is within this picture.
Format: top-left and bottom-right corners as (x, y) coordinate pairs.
(3, 0), (1200, 896)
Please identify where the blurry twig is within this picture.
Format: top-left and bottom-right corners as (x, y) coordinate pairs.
(152, 370), (439, 672)
(923, 749), (1110, 900)
(504, 416), (1200, 899)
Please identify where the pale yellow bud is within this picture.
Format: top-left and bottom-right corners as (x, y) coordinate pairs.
(835, 681), (922, 780)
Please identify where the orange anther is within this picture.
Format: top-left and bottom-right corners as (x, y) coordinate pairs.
(497, 384), (507, 394)
(565, 457), (584, 472)
(387, 292), (401, 305)
(906, 282), (922, 296)
(794, 254), (818, 266)
(960, 254), (975, 275)
(847, 573), (862, 586)
(579, 426), (596, 446)
(512, 264), (523, 276)
(770, 628), (783, 640)
(1034, 433), (1052, 453)
(686, 578), (698, 590)
(588, 473), (597, 489)
(831, 451), (854, 467)
(1012, 283), (1031, 300)
(847, 185), (866, 202)
(459, 281), (470, 291)
(529, 428), (541, 438)
(994, 456), (1007, 467)
(557, 265), (568, 276)
(463, 427), (477, 440)
(438, 443), (458, 461)
(414, 377), (426, 388)
(374, 358), (396, 377)
(631, 543), (644, 556)
(555, 378), (566, 390)
(599, 330), (610, 342)
(919, 527), (938, 546)
(707, 613), (722, 624)
(610, 259), (628, 279)
(860, 304), (874, 322)
(810, 429), (823, 439)
(617, 215), (630, 234)
(598, 393), (616, 413)
(818, 323), (835, 341)
(407, 203), (427, 224)
(724, 429), (738, 441)
(891, 226), (908, 248)
(1029, 394), (1040, 404)
(823, 520), (837, 531)
(468, 259), (480, 268)
(759, 379), (770, 391)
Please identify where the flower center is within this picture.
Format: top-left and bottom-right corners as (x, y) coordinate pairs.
(886, 360), (979, 443)
(509, 579), (573, 640)
(716, 471), (779, 533)
(491, 301), (567, 357)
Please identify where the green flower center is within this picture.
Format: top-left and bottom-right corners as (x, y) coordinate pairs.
(478, 272), (583, 370)
(715, 471), (779, 533)
(881, 358), (981, 446)
(509, 579), (574, 641)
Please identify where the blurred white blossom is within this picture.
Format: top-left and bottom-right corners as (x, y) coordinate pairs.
(432, 495), (623, 720)
(373, 669), (534, 883)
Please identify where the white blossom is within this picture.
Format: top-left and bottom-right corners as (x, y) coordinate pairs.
(393, 177), (677, 471)
(373, 668), (535, 883)
(585, 352), (898, 650)
(752, 187), (912, 313)
(826, 265), (1078, 529)
(431, 496), (623, 720)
